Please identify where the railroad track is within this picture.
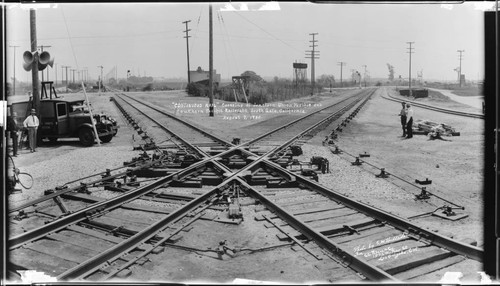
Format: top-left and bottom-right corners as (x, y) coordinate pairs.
(380, 88), (484, 119)
(7, 88), (482, 282)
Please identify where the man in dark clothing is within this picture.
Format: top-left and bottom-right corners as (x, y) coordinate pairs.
(7, 112), (19, 156)
(406, 104), (414, 138)
(399, 102), (407, 137)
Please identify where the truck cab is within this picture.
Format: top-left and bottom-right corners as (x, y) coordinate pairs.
(10, 99), (118, 146)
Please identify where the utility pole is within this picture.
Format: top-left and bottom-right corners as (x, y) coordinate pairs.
(337, 62), (346, 87)
(71, 69), (76, 83)
(9, 45), (19, 95)
(362, 65), (367, 87)
(30, 9), (40, 114)
(183, 20), (192, 84)
(61, 65), (64, 85)
(457, 49), (465, 87)
(305, 33), (319, 95)
(98, 65), (103, 95)
(62, 65), (70, 87)
(208, 4), (214, 117)
(37, 45), (51, 82)
(407, 41), (414, 97)
(55, 63), (57, 87)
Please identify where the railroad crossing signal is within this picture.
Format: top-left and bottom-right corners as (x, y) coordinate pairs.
(23, 50), (54, 71)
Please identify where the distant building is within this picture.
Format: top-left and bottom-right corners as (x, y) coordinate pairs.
(189, 66), (221, 85)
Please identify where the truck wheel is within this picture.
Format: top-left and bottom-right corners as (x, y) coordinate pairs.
(100, 135), (113, 143)
(79, 128), (95, 147)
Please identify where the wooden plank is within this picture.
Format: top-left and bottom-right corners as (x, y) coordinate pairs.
(25, 239), (98, 263)
(67, 225), (124, 244)
(377, 246), (453, 275)
(276, 208), (358, 227)
(308, 213), (368, 228)
(313, 217), (378, 236)
(338, 228), (406, 249)
(353, 239), (424, 263)
(333, 226), (390, 244)
(9, 247), (77, 276)
(278, 197), (328, 207)
(91, 216), (150, 232)
(47, 231), (114, 252)
(395, 255), (466, 281)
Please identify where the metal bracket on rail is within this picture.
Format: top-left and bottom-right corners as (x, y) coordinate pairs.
(351, 157), (363, 166)
(375, 168), (389, 178)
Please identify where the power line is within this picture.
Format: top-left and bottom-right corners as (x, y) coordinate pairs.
(233, 11), (302, 54)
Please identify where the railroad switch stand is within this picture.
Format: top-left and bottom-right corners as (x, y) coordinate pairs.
(432, 205), (468, 221)
(375, 168), (389, 178)
(415, 187), (431, 200)
(351, 157), (363, 166)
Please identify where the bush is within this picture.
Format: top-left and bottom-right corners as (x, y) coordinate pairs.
(186, 82), (209, 97)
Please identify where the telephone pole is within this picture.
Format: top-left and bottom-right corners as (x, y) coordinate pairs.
(54, 63), (57, 87)
(362, 65), (367, 87)
(305, 33), (319, 95)
(407, 42), (414, 97)
(457, 49), (465, 87)
(62, 65), (70, 87)
(71, 69), (76, 83)
(30, 9), (40, 114)
(337, 62), (346, 87)
(9, 45), (19, 95)
(208, 4), (214, 117)
(183, 20), (192, 84)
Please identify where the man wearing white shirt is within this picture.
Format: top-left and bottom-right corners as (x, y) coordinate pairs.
(406, 104), (414, 139)
(23, 108), (39, 152)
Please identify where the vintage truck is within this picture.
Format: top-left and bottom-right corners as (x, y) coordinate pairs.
(10, 98), (119, 146)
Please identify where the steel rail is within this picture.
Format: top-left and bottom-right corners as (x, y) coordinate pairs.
(8, 160), (212, 249)
(9, 89), (370, 248)
(116, 92), (234, 148)
(243, 89), (373, 147)
(10, 89), (378, 278)
(257, 160), (484, 262)
(259, 89), (375, 159)
(8, 158), (160, 214)
(236, 177), (397, 282)
(113, 93), (231, 159)
(57, 182), (229, 280)
(381, 89), (484, 119)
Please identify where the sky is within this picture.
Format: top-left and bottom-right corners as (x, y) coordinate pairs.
(5, 2), (493, 84)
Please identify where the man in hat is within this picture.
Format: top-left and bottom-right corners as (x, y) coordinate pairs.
(398, 101), (407, 137)
(23, 108), (39, 152)
(7, 111), (20, 156)
(406, 103), (414, 138)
